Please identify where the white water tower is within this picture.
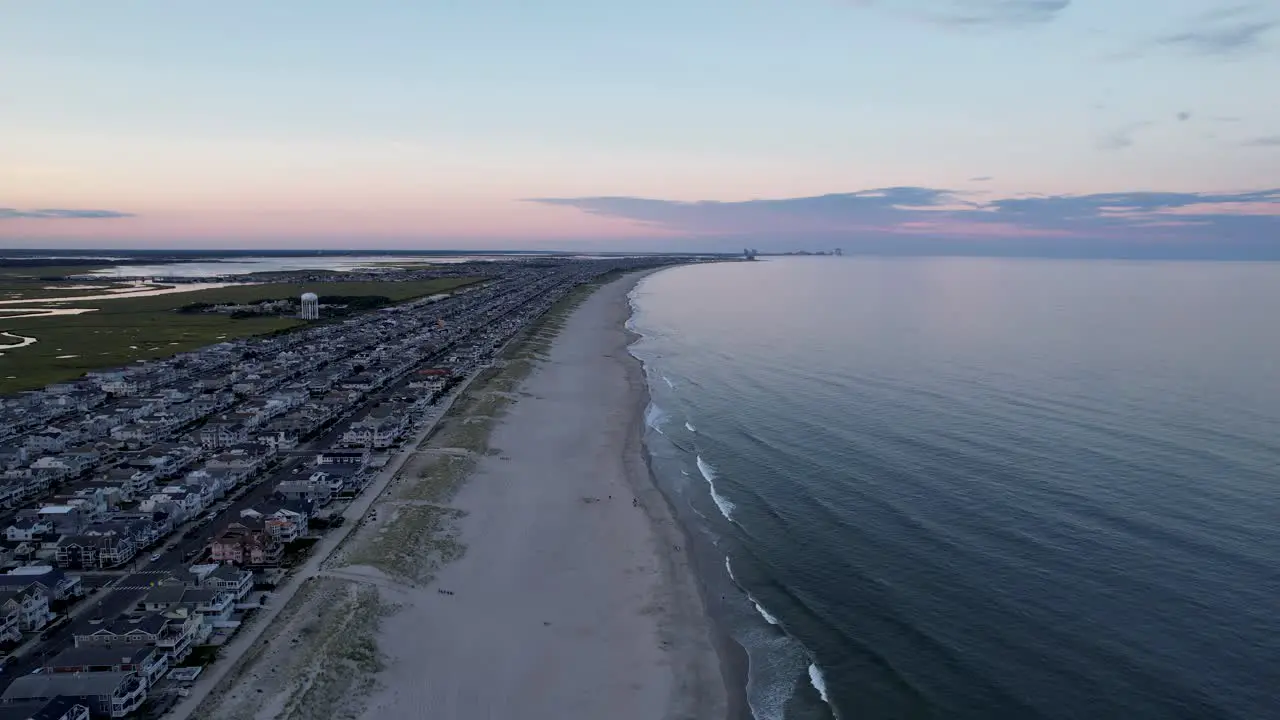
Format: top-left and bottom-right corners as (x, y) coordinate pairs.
(300, 292), (319, 320)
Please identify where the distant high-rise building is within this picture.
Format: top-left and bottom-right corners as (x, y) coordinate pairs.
(300, 292), (320, 320)
(834, 248), (843, 256)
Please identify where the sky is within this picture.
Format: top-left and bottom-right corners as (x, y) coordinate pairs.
(2, 0), (1278, 257)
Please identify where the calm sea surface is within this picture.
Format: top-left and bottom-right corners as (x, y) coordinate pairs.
(627, 258), (1280, 720)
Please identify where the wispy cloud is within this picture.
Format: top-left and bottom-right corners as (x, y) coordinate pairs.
(529, 187), (1280, 258)
(1154, 5), (1277, 56)
(0, 208), (135, 220)
(1097, 121), (1154, 150)
(851, 0), (1070, 28)
(933, 0), (1070, 27)
(970, 176), (994, 181)
(1244, 135), (1280, 146)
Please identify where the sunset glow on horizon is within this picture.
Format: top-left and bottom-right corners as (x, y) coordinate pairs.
(3, 0), (1278, 256)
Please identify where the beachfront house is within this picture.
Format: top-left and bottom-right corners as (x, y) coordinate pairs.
(44, 644), (170, 689)
(1, 671), (147, 718)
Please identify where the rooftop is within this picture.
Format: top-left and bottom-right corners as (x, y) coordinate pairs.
(2, 670), (138, 700)
(47, 644), (155, 668)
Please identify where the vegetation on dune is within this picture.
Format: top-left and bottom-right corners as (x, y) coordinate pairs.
(279, 584), (388, 720)
(345, 504), (468, 585)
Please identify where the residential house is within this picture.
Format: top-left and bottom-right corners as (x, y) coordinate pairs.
(273, 477), (332, 507)
(120, 443), (198, 481)
(203, 443), (274, 484)
(52, 488), (108, 522)
(83, 519), (161, 554)
(77, 413), (119, 440)
(4, 518), (53, 543)
(0, 445), (28, 471)
(36, 506), (83, 536)
(0, 479), (25, 511)
(339, 373), (382, 393)
(0, 583), (54, 632)
(1, 670), (147, 718)
(241, 501), (310, 544)
(99, 371), (153, 395)
(97, 468), (153, 501)
(109, 511), (173, 541)
(24, 430), (70, 454)
(2, 471), (44, 505)
(77, 482), (126, 510)
(255, 426), (300, 451)
(315, 448), (369, 467)
(0, 566), (84, 603)
(209, 520), (281, 567)
(0, 598), (20, 644)
(55, 535), (135, 570)
(137, 586), (235, 628)
(109, 423), (161, 447)
(27, 457), (78, 482)
(180, 471), (225, 507)
(340, 405), (407, 449)
(0, 697), (91, 720)
(43, 645), (169, 689)
(74, 611), (204, 663)
(195, 564), (254, 603)
(198, 420), (247, 450)
(155, 487), (203, 522)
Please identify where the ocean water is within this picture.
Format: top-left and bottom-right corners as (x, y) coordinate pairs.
(626, 258), (1280, 720)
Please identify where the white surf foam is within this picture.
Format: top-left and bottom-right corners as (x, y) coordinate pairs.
(753, 598), (781, 626)
(645, 402), (668, 434)
(663, 374), (676, 388)
(685, 421), (696, 432)
(696, 455), (736, 520)
(743, 626), (802, 720)
(809, 663), (831, 705)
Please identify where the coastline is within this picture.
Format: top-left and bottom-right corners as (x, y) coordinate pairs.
(622, 280), (754, 720)
(351, 266), (733, 718)
(187, 268), (743, 719)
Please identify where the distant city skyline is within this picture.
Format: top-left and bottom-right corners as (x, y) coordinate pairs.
(3, 1), (1278, 257)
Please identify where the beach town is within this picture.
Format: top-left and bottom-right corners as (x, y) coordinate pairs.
(0, 256), (728, 719)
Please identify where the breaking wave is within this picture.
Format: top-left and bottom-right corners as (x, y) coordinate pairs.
(697, 455), (736, 520)
(809, 663), (831, 705)
(644, 402), (668, 434)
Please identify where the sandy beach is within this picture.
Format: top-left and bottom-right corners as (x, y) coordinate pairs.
(194, 271), (731, 720)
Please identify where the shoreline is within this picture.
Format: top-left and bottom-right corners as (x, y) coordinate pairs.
(184, 268), (745, 720)
(621, 277), (754, 720)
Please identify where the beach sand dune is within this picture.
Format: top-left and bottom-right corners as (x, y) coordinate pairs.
(358, 272), (727, 719)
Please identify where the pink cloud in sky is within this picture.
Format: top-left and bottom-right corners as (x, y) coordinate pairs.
(0, 198), (674, 244)
(890, 220), (1077, 238)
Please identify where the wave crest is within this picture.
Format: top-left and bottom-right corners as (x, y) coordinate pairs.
(809, 663), (831, 705)
(697, 455), (736, 520)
